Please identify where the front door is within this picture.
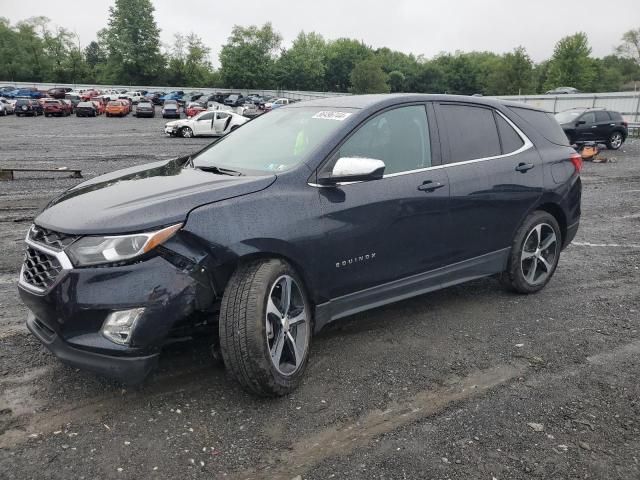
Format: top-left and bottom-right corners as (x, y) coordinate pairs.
(574, 111), (597, 142)
(193, 112), (215, 135)
(316, 104), (450, 300)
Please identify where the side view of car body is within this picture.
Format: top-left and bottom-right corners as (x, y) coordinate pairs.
(554, 108), (628, 149)
(18, 94), (581, 396)
(164, 110), (248, 137)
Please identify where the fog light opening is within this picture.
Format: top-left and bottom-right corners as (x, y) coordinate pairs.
(101, 308), (145, 345)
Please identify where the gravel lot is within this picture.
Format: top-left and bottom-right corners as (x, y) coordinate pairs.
(0, 113), (639, 479)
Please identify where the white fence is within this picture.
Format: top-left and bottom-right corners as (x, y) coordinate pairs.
(496, 92), (640, 123)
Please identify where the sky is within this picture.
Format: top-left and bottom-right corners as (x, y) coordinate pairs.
(3, 0), (639, 66)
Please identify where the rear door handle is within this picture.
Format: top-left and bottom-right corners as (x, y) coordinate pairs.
(515, 162), (535, 173)
(418, 180), (446, 192)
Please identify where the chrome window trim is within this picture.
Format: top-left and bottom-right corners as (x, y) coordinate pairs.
(18, 231), (73, 295)
(308, 109), (533, 187)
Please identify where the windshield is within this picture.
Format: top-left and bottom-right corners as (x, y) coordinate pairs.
(192, 106), (354, 174)
(554, 111), (582, 124)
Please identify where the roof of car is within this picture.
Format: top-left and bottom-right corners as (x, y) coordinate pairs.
(288, 93), (545, 112)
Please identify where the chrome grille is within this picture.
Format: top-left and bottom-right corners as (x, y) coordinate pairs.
(22, 247), (63, 290)
(29, 225), (78, 250)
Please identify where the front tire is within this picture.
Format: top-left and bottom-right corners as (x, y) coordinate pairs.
(181, 127), (193, 138)
(499, 211), (561, 294)
(219, 259), (312, 396)
(606, 131), (624, 150)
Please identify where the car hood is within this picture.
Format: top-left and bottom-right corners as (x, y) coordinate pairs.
(35, 158), (276, 235)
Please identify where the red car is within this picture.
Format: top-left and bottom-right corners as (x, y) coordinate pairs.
(60, 99), (74, 115)
(81, 89), (100, 101)
(91, 99), (105, 115)
(43, 99), (70, 117)
(185, 103), (206, 118)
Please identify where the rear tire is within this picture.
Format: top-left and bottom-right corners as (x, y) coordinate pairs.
(219, 259), (312, 397)
(606, 131), (624, 150)
(499, 211), (562, 294)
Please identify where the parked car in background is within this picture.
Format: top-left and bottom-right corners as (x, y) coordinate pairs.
(135, 101), (155, 118)
(47, 87), (72, 99)
(160, 91), (184, 104)
(80, 89), (101, 101)
(185, 102), (206, 117)
(241, 103), (262, 118)
(0, 101), (6, 116)
(43, 99), (70, 117)
(147, 91), (166, 105)
(60, 99), (74, 115)
(224, 94), (245, 107)
(64, 93), (82, 109)
(545, 87), (580, 95)
(121, 91), (144, 104)
(164, 109), (248, 137)
(206, 101), (233, 112)
(75, 101), (97, 117)
(6, 88), (45, 99)
(105, 100), (129, 117)
(555, 108), (628, 149)
(0, 97), (15, 114)
(162, 101), (181, 119)
(91, 100), (105, 115)
(264, 98), (292, 110)
(18, 95), (581, 394)
(0, 86), (15, 96)
(15, 98), (43, 116)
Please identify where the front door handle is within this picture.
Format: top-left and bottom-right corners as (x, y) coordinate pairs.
(515, 162), (535, 173)
(418, 180), (446, 192)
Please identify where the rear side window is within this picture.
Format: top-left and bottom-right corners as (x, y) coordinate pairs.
(439, 104), (501, 163)
(338, 105), (431, 175)
(595, 111), (610, 122)
(496, 114), (524, 154)
(509, 107), (569, 146)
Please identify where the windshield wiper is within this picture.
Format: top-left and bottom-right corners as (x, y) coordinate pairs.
(194, 165), (243, 176)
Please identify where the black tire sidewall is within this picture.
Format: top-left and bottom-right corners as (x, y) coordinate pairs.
(607, 131), (623, 150)
(501, 211), (562, 294)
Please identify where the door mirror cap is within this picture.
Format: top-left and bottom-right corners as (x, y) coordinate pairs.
(318, 157), (386, 185)
(576, 120), (586, 125)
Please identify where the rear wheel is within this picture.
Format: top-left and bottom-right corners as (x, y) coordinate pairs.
(181, 127), (193, 138)
(219, 259), (312, 396)
(499, 211), (561, 294)
(606, 131), (624, 150)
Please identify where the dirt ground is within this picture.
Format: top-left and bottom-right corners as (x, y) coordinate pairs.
(0, 113), (638, 480)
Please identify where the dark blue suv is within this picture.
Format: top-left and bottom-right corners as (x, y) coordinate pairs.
(18, 94), (581, 396)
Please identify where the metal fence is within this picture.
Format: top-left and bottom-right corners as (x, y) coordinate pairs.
(495, 91), (640, 123)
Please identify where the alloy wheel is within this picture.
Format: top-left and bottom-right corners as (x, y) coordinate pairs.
(265, 275), (309, 376)
(520, 223), (558, 286)
(610, 132), (622, 149)
(182, 127), (193, 138)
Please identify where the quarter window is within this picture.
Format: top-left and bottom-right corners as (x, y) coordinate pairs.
(338, 105), (431, 175)
(439, 104), (501, 163)
(495, 114), (524, 154)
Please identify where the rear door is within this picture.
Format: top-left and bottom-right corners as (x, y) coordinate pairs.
(213, 112), (232, 134)
(593, 110), (612, 141)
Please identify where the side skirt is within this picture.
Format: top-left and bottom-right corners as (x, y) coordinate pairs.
(314, 248), (510, 333)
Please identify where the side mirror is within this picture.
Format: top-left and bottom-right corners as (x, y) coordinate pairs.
(317, 157), (386, 185)
(577, 120), (586, 125)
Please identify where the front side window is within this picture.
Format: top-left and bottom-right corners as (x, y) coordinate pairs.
(580, 112), (596, 124)
(338, 105), (431, 175)
(439, 104), (501, 163)
(197, 112), (214, 121)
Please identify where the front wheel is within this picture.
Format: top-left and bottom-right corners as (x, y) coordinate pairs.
(180, 127), (193, 138)
(219, 259), (312, 396)
(606, 131), (624, 150)
(499, 211), (561, 294)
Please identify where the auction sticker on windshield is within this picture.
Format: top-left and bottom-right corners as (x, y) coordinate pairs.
(312, 111), (352, 121)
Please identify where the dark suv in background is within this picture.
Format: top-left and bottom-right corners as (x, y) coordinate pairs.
(15, 98), (43, 116)
(18, 94), (581, 396)
(555, 108), (628, 149)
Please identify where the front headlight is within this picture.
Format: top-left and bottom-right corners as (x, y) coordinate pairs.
(66, 223), (182, 266)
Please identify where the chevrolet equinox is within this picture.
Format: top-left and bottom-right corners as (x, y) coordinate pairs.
(18, 94), (581, 396)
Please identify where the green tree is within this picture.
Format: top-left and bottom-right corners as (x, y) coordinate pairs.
(325, 38), (372, 91)
(101, 0), (165, 84)
(544, 32), (596, 92)
(350, 57), (389, 94)
(219, 23), (281, 89)
(486, 47), (534, 95)
(276, 31), (326, 91)
(405, 61), (446, 93)
(616, 28), (640, 64)
(387, 70), (405, 92)
(167, 33), (217, 87)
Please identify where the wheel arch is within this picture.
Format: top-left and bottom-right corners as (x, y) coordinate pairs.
(535, 202), (567, 246)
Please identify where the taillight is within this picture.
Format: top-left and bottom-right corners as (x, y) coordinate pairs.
(570, 152), (583, 173)
(622, 121), (628, 127)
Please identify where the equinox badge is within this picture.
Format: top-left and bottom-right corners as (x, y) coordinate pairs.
(336, 252), (376, 268)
